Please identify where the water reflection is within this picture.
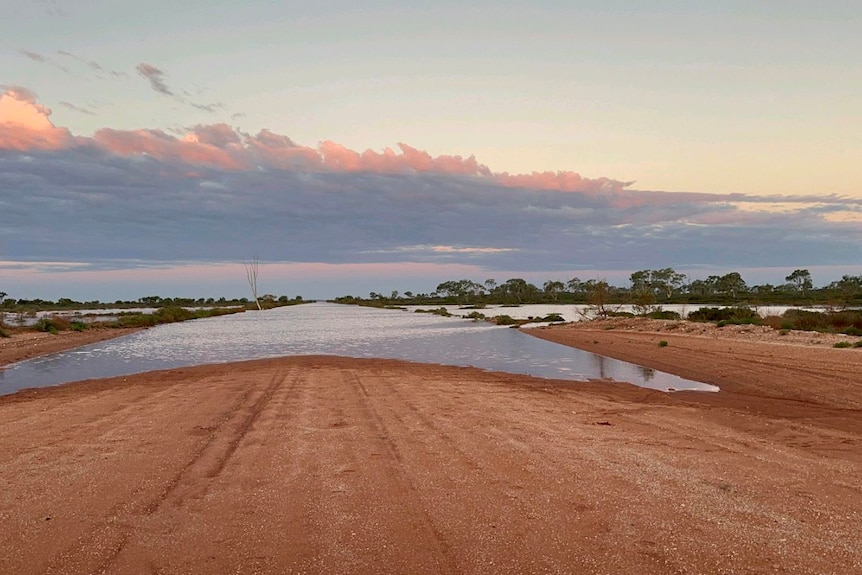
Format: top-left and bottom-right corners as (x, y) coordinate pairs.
(0, 303), (717, 395)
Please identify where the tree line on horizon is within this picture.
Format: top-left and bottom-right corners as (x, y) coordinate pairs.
(0, 293), (305, 311)
(335, 268), (862, 308)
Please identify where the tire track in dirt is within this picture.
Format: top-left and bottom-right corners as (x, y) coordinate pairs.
(338, 369), (459, 573)
(44, 369), (289, 575)
(351, 370), (612, 573)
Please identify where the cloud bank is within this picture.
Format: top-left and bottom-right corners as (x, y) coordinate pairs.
(2, 87), (861, 291)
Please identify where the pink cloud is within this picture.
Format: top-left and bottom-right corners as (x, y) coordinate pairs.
(494, 170), (632, 194)
(93, 127), (247, 170)
(0, 88), (75, 150)
(0, 87), (631, 193)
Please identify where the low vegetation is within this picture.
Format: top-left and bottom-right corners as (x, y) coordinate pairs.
(332, 268), (862, 308)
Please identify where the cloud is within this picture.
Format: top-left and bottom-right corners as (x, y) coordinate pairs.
(18, 49), (46, 63)
(2, 88), (861, 289)
(134, 62), (222, 112)
(58, 101), (95, 115)
(0, 88), (75, 150)
(136, 62), (173, 96)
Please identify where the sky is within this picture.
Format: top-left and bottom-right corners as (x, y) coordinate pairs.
(1, 0), (861, 300)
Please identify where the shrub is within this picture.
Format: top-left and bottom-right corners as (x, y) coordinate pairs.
(70, 321), (87, 332)
(647, 310), (681, 320)
(658, 340), (669, 347)
(781, 309), (862, 333)
(154, 306), (196, 323)
(781, 309), (825, 331)
(689, 307), (759, 324)
(492, 314), (517, 325)
(606, 311), (635, 318)
(854, 341), (862, 348)
(0, 327), (10, 338)
(34, 316), (71, 334)
(464, 311), (486, 320)
(834, 341), (852, 348)
(541, 313), (565, 322)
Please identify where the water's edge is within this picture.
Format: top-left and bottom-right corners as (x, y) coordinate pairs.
(0, 303), (718, 396)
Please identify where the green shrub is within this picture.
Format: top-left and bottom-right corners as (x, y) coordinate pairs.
(834, 341), (852, 348)
(154, 306), (196, 323)
(541, 313), (565, 322)
(606, 311), (635, 318)
(781, 309), (825, 331)
(854, 341), (862, 348)
(647, 310), (681, 320)
(493, 314), (517, 325)
(70, 321), (87, 332)
(658, 340), (669, 347)
(781, 309), (862, 333)
(464, 311), (486, 320)
(34, 316), (71, 334)
(0, 327), (10, 338)
(689, 307), (759, 324)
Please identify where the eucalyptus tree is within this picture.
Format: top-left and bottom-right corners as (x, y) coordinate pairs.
(629, 268), (687, 301)
(717, 272), (747, 300)
(543, 280), (566, 302)
(500, 278), (540, 304)
(435, 279), (485, 304)
(566, 277), (583, 295)
(785, 269), (813, 297)
(826, 274), (862, 308)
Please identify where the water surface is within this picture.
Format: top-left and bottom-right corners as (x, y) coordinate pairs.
(0, 303), (717, 395)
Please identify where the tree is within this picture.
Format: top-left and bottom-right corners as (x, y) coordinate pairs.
(566, 277), (583, 295)
(629, 268), (686, 301)
(585, 280), (613, 318)
(502, 278), (537, 304)
(244, 256), (262, 310)
(435, 279), (484, 304)
(785, 269), (813, 297)
(543, 280), (565, 302)
(717, 272), (747, 300)
(826, 274), (862, 309)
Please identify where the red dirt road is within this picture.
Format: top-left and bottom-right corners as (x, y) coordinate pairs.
(2, 350), (860, 574)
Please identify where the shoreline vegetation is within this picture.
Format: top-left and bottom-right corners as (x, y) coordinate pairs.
(330, 267), (862, 338)
(0, 299), (311, 367)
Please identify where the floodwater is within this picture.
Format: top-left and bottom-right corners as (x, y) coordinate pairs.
(0, 303), (717, 396)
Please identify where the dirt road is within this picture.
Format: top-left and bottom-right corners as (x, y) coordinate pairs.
(2, 352), (860, 574)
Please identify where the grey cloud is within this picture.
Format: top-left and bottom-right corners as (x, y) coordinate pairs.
(18, 49), (45, 63)
(190, 101), (224, 113)
(58, 101), (95, 115)
(135, 62), (222, 112)
(2, 148), (861, 277)
(136, 63), (173, 96)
